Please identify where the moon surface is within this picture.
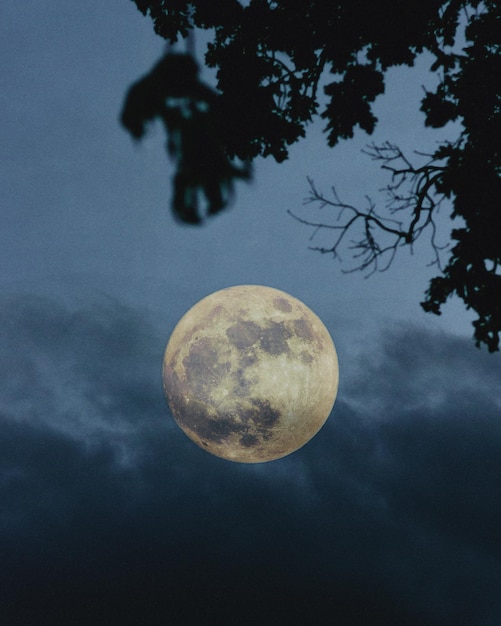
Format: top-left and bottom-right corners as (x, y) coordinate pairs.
(162, 285), (339, 463)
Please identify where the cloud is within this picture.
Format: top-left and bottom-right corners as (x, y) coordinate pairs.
(1, 295), (500, 625)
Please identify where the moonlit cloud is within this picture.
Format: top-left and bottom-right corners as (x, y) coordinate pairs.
(1, 295), (500, 624)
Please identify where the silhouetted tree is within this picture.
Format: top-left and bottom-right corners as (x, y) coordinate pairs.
(123, 0), (501, 351)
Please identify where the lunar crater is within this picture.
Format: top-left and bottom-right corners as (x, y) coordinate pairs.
(274, 296), (293, 313)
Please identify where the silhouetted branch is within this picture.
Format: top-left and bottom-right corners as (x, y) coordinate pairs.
(289, 143), (450, 276)
(126, 0), (501, 351)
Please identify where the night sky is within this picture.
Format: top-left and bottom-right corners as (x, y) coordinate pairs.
(2, 2), (501, 625)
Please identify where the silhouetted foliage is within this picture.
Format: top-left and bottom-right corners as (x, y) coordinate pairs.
(121, 53), (250, 223)
(124, 0), (501, 351)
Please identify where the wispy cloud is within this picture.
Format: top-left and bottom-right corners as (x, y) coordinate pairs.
(1, 295), (500, 625)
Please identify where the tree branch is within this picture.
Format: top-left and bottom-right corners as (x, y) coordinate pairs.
(289, 143), (450, 276)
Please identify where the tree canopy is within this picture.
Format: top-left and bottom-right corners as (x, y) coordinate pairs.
(122, 0), (501, 351)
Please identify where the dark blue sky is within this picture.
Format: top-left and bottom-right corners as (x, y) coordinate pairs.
(1, 2), (501, 624)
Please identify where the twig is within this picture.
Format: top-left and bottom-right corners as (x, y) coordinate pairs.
(290, 145), (450, 275)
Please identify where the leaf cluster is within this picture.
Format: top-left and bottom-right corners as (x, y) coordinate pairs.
(126, 0), (501, 350)
(419, 1), (501, 351)
(131, 0), (451, 156)
(121, 53), (250, 223)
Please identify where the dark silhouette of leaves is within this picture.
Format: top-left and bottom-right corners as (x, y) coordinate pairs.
(121, 53), (250, 223)
(323, 65), (385, 146)
(124, 0), (501, 350)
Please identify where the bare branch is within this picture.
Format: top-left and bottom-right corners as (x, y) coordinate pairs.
(290, 144), (451, 276)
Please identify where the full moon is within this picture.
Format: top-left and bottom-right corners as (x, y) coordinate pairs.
(162, 285), (339, 463)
